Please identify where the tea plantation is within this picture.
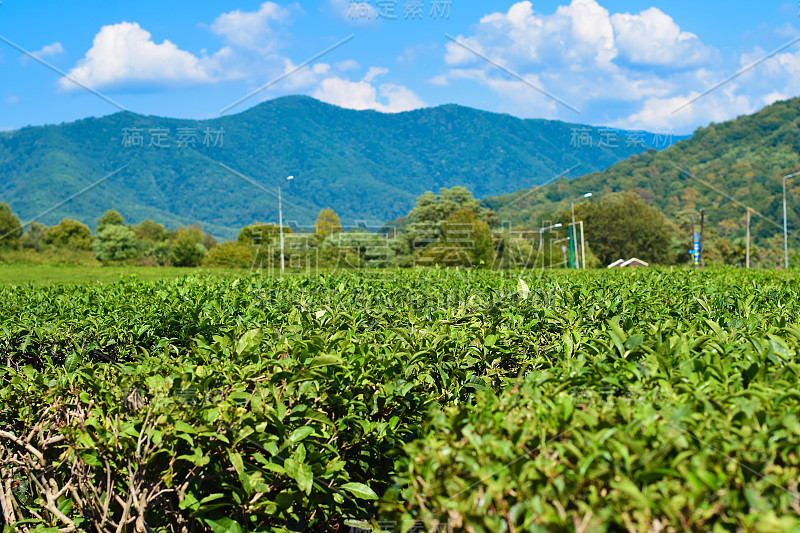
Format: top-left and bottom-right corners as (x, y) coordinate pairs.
(2, 268), (800, 532)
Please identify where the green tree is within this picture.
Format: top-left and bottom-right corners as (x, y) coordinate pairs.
(204, 241), (254, 268)
(409, 186), (497, 227)
(319, 230), (393, 268)
(203, 233), (218, 251)
(315, 208), (343, 239)
(171, 227), (207, 267)
(44, 219), (93, 250)
(577, 192), (675, 265)
(139, 241), (173, 267)
(0, 203), (23, 247)
(20, 221), (47, 251)
(93, 224), (140, 264)
(237, 223), (293, 246)
(96, 210), (125, 232)
(420, 208), (495, 267)
(135, 219), (169, 242)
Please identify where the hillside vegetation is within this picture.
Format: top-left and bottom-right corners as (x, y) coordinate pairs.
(0, 96), (676, 239)
(485, 97), (800, 251)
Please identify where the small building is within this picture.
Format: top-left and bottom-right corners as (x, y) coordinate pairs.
(607, 258), (649, 268)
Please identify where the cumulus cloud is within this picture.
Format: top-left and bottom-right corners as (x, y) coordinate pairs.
(446, 0), (617, 71)
(611, 8), (712, 67)
(209, 1), (291, 54)
(58, 22), (225, 91)
(438, 0), (732, 130)
(20, 42), (64, 66)
(612, 82), (754, 132)
(313, 68), (424, 113)
(54, 1), (413, 117)
(335, 59), (360, 71)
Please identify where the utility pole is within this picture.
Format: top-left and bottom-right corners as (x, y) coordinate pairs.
(279, 185), (285, 274)
(691, 214), (697, 267)
(579, 221), (586, 269)
(570, 204), (578, 269)
(279, 175), (294, 275)
(746, 207), (751, 269)
(570, 193), (592, 269)
(539, 222), (562, 271)
(699, 208), (705, 268)
(783, 172), (800, 269)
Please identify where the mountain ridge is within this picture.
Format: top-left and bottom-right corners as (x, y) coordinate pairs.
(0, 95), (682, 239)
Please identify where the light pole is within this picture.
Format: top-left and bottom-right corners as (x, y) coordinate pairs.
(538, 223), (562, 270)
(279, 175), (294, 274)
(783, 172), (800, 270)
(745, 207), (751, 269)
(571, 193), (592, 268)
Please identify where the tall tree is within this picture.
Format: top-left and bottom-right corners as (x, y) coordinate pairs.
(93, 225), (140, 264)
(21, 221), (47, 250)
(44, 219), (93, 250)
(315, 208), (343, 239)
(0, 202), (23, 247)
(238, 223), (293, 246)
(420, 207), (495, 267)
(409, 186), (497, 227)
(576, 192), (675, 265)
(96, 210), (125, 232)
(171, 227), (207, 267)
(135, 219), (169, 242)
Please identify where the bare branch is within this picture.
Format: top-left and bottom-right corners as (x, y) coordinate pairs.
(0, 429), (45, 463)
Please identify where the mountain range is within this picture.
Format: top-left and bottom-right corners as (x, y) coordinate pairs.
(0, 96), (680, 239)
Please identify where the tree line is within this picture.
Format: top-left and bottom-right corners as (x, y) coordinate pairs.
(0, 186), (795, 269)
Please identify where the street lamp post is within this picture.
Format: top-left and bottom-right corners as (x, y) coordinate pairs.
(570, 193), (592, 269)
(783, 172), (800, 270)
(538, 223), (562, 270)
(279, 175), (294, 275)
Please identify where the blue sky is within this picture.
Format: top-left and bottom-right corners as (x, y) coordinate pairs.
(1, 0), (799, 134)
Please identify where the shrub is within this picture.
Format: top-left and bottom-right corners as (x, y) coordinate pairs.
(203, 241), (253, 268)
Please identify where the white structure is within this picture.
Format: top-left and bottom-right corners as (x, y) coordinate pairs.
(608, 258), (649, 268)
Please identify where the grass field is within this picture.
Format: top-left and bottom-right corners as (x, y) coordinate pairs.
(2, 267), (800, 532)
(0, 264), (246, 285)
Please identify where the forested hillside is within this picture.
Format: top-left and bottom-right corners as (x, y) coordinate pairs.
(485, 97), (800, 248)
(0, 96), (676, 239)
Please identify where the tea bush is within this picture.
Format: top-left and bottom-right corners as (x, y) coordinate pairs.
(2, 268), (800, 531)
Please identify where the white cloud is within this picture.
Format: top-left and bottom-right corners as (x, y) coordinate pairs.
(429, 74), (449, 86)
(611, 8), (712, 67)
(763, 91), (789, 106)
(313, 68), (424, 113)
(59, 22), (225, 91)
(437, 0), (735, 130)
(209, 1), (291, 54)
(335, 59), (360, 71)
(556, 0), (616, 66)
(364, 66), (388, 83)
(20, 42), (64, 66)
(614, 87), (754, 132)
(446, 0), (617, 71)
(313, 63), (331, 75)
